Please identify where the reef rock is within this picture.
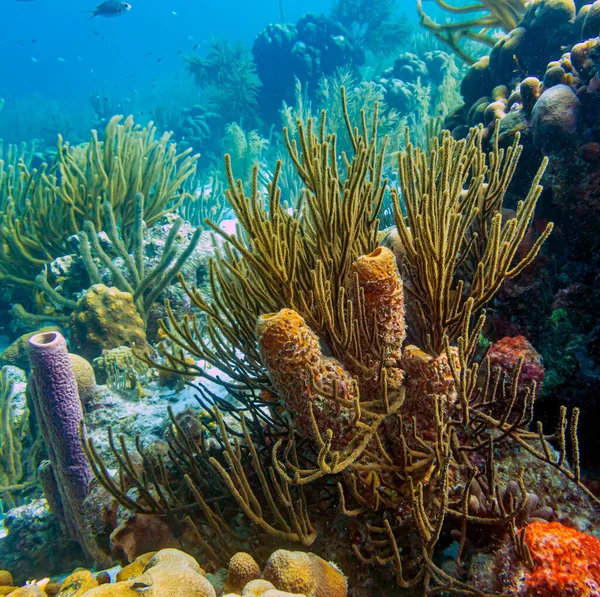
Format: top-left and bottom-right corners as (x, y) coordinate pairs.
(532, 84), (582, 153)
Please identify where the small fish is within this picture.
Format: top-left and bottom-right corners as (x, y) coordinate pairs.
(57, 57), (66, 62)
(31, 56), (38, 62)
(193, 43), (199, 51)
(171, 10), (177, 15)
(16, 0), (37, 3)
(157, 58), (162, 63)
(86, 1), (131, 18)
(31, 38), (36, 43)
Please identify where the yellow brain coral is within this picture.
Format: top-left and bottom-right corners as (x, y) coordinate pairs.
(0, 572), (13, 587)
(240, 579), (277, 595)
(261, 589), (308, 597)
(263, 550), (315, 596)
(142, 548), (205, 575)
(307, 554), (346, 597)
(55, 569), (98, 596)
(68, 354), (97, 407)
(224, 553), (261, 594)
(69, 285), (147, 361)
(81, 549), (214, 597)
(115, 552), (156, 583)
(262, 550), (346, 597)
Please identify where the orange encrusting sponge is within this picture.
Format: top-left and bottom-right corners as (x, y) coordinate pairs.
(522, 521), (600, 597)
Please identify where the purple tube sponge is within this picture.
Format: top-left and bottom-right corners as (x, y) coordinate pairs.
(28, 330), (107, 565)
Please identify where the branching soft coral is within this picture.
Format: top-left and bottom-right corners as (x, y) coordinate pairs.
(417, 0), (527, 64)
(0, 116), (198, 289)
(186, 39), (262, 129)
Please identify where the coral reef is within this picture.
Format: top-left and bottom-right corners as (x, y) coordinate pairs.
(12, 198), (205, 351)
(79, 95), (600, 597)
(0, 548), (345, 597)
(375, 50), (458, 115)
(330, 0), (411, 56)
(0, 499), (84, 585)
(1, 7), (599, 589)
(0, 116), (198, 289)
(0, 367), (32, 510)
(186, 39), (262, 130)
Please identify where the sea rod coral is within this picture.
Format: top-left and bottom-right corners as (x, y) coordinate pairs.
(84, 93), (597, 595)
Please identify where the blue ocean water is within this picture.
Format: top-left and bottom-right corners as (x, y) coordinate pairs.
(0, 0), (331, 103)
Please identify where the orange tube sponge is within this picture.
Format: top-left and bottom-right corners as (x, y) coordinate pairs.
(522, 521), (600, 597)
(256, 309), (356, 449)
(349, 247), (405, 362)
(386, 345), (460, 449)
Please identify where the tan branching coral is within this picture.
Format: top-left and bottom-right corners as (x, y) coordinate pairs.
(0, 116), (198, 288)
(0, 367), (32, 509)
(417, 0), (527, 64)
(392, 126), (553, 355)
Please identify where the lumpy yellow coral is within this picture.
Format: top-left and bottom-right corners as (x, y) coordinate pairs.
(224, 553), (261, 594)
(263, 551), (316, 596)
(262, 550), (346, 597)
(115, 552), (156, 583)
(70, 285), (147, 360)
(306, 555), (346, 597)
(239, 579), (277, 595)
(55, 569), (98, 596)
(81, 549), (214, 597)
(68, 354), (97, 407)
(0, 569), (13, 587)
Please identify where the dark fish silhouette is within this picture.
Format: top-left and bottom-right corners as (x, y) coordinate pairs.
(85, 1), (131, 18)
